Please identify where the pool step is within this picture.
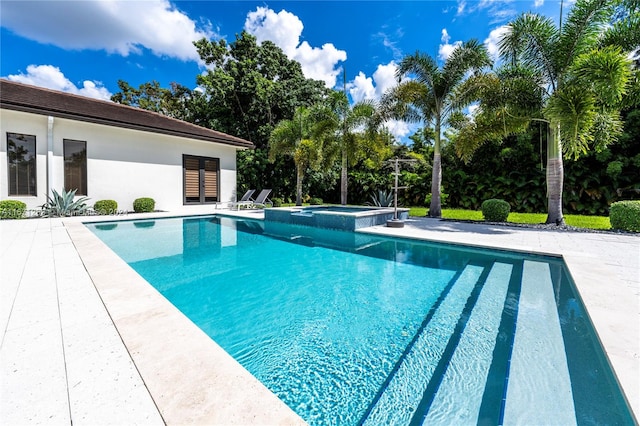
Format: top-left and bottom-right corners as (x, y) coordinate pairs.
(360, 259), (574, 425)
(501, 260), (576, 425)
(414, 262), (514, 425)
(359, 261), (494, 425)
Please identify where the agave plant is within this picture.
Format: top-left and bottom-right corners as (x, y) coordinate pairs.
(367, 189), (394, 207)
(41, 189), (90, 217)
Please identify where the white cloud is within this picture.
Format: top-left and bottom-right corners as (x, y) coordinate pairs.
(439, 29), (462, 61)
(457, 0), (516, 24)
(375, 31), (403, 60)
(346, 62), (418, 142)
(348, 62), (398, 103)
(349, 72), (376, 103)
(385, 120), (417, 141)
(244, 7), (346, 88)
(5, 65), (112, 100)
(534, 0), (545, 7)
(457, 1), (467, 15)
(484, 25), (510, 62)
(0, 0), (214, 62)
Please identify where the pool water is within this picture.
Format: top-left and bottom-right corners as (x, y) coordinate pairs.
(87, 216), (635, 425)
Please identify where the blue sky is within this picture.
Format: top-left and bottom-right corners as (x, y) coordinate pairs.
(1, 0), (567, 139)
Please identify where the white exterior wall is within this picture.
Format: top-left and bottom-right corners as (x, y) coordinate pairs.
(0, 109), (242, 212)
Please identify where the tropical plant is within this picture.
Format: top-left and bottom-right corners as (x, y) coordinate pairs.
(41, 189), (90, 217)
(367, 189), (394, 207)
(381, 40), (492, 218)
(316, 91), (380, 205)
(133, 197), (155, 213)
(0, 200), (26, 219)
(454, 0), (635, 224)
(269, 107), (324, 206)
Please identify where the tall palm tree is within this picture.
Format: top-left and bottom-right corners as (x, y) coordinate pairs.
(455, 0), (634, 224)
(382, 40), (492, 217)
(269, 107), (323, 206)
(318, 91), (378, 205)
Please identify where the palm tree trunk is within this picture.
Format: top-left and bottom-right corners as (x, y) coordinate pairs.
(429, 120), (442, 218)
(546, 124), (565, 225)
(340, 149), (348, 205)
(296, 165), (304, 206)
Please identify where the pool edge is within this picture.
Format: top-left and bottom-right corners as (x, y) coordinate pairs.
(64, 218), (307, 425)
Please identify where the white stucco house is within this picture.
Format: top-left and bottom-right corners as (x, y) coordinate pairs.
(0, 79), (254, 212)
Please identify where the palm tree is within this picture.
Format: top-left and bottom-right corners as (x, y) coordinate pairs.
(382, 40), (491, 217)
(318, 91), (378, 205)
(269, 106), (323, 206)
(455, 0), (634, 224)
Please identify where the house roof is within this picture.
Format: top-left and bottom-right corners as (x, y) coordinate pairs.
(0, 79), (254, 149)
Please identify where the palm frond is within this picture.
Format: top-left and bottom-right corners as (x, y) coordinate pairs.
(556, 0), (615, 71)
(396, 51), (440, 91)
(499, 13), (559, 85)
(545, 85), (597, 158)
(570, 46), (632, 106)
(442, 39), (492, 90)
(601, 11), (640, 52)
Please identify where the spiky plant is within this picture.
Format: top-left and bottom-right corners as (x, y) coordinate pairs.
(41, 189), (90, 217)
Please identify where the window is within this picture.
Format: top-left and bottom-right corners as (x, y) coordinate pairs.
(7, 133), (36, 196)
(183, 155), (219, 204)
(64, 139), (87, 195)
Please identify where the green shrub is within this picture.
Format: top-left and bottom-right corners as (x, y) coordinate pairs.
(481, 199), (511, 222)
(94, 200), (118, 215)
(133, 197), (155, 213)
(272, 197), (283, 207)
(0, 200), (27, 219)
(610, 200), (640, 232)
(309, 197), (323, 205)
(42, 189), (90, 217)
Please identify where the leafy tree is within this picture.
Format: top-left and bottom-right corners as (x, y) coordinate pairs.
(111, 80), (198, 120)
(269, 107), (326, 205)
(193, 31), (328, 146)
(193, 31), (329, 194)
(455, 0), (634, 224)
(381, 40), (491, 217)
(314, 91), (381, 205)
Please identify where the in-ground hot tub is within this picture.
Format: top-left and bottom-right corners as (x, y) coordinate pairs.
(264, 205), (410, 231)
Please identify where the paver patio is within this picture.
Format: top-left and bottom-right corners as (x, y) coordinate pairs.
(1, 210), (638, 424)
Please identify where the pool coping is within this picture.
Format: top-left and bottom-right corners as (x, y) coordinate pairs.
(64, 216), (306, 425)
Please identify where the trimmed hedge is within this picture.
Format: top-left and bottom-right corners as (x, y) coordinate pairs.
(272, 197), (283, 207)
(309, 197), (323, 205)
(94, 199), (118, 215)
(0, 200), (27, 219)
(481, 199), (511, 222)
(133, 197), (155, 213)
(610, 200), (640, 232)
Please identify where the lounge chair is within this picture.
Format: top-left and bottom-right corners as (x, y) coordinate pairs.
(252, 189), (273, 208)
(229, 189), (255, 210)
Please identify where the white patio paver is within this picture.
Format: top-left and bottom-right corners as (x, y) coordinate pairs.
(1, 211), (638, 424)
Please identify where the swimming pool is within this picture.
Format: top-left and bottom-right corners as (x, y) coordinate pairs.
(87, 216), (635, 425)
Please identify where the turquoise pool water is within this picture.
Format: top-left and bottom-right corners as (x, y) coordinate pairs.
(87, 216), (635, 425)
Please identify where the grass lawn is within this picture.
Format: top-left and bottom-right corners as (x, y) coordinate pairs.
(408, 207), (611, 230)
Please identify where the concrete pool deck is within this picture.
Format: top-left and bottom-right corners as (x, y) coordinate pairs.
(1, 209), (638, 424)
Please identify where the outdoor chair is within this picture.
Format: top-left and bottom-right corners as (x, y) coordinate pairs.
(229, 189), (256, 210)
(252, 189), (273, 208)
